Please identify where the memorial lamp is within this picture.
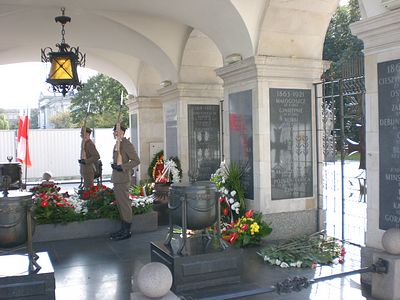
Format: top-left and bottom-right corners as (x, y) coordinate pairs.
(41, 8), (86, 97)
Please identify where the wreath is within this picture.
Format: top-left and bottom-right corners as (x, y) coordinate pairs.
(148, 150), (182, 183)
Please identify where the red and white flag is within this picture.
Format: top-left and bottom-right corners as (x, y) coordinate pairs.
(17, 115), (32, 167)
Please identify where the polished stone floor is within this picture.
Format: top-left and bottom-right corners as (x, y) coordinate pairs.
(9, 161), (370, 300)
(20, 226), (372, 300)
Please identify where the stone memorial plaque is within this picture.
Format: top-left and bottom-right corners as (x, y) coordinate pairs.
(378, 59), (400, 230)
(188, 104), (220, 181)
(229, 90), (254, 199)
(270, 88), (313, 200)
(130, 113), (138, 151)
(165, 103), (178, 158)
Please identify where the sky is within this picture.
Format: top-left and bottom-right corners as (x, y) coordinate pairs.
(0, 62), (97, 110)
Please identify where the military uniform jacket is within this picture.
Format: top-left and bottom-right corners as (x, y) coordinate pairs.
(111, 137), (140, 184)
(80, 139), (100, 176)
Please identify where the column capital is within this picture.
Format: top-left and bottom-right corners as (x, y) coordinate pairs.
(351, 9), (400, 55)
(158, 82), (223, 103)
(215, 56), (328, 86)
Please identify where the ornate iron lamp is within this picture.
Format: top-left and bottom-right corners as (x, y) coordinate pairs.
(41, 8), (86, 97)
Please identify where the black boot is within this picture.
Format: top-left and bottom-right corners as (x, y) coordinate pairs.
(109, 222), (124, 239)
(111, 221), (132, 241)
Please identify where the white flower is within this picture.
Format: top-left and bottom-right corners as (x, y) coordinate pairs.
(290, 262), (297, 267)
(263, 256), (270, 262)
(223, 188), (229, 195)
(229, 198), (234, 204)
(235, 208), (240, 214)
(221, 178), (225, 183)
(296, 261), (303, 268)
(275, 259), (281, 265)
(332, 258), (340, 265)
(280, 262), (289, 268)
(230, 190), (237, 197)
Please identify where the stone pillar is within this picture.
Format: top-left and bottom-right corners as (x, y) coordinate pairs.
(216, 56), (328, 239)
(351, 9), (400, 290)
(158, 83), (223, 183)
(125, 95), (163, 182)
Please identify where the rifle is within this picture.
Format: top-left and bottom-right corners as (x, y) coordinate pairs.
(115, 91), (124, 165)
(81, 102), (91, 160)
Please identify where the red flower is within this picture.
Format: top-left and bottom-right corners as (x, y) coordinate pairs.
(229, 233), (238, 244)
(82, 191), (90, 200)
(338, 257), (344, 264)
(223, 207), (229, 216)
(340, 247), (346, 257)
(219, 196), (226, 203)
(240, 224), (249, 231)
(41, 200), (49, 207)
(245, 209), (254, 218)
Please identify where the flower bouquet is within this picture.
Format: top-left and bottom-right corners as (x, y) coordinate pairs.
(257, 231), (345, 268)
(211, 161), (247, 223)
(222, 209), (272, 247)
(31, 183), (84, 224)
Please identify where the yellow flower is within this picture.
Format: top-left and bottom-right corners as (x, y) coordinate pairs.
(250, 222), (260, 235)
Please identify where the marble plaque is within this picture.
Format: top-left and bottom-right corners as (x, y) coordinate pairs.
(188, 104), (220, 181)
(378, 59), (400, 230)
(229, 90), (254, 199)
(270, 88), (313, 200)
(165, 103), (178, 158)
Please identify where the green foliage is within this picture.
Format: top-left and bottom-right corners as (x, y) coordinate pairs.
(29, 109), (39, 129)
(0, 114), (9, 129)
(49, 111), (73, 128)
(323, 0), (363, 78)
(257, 232), (345, 268)
(69, 74), (129, 128)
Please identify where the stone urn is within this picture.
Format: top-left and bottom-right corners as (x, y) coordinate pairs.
(0, 191), (34, 248)
(168, 181), (218, 230)
(153, 183), (171, 225)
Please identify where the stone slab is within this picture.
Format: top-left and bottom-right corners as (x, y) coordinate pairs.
(33, 211), (157, 242)
(0, 252), (55, 299)
(131, 291), (179, 300)
(151, 237), (242, 293)
(372, 252), (400, 300)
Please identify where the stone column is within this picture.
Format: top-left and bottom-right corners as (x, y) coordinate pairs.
(158, 83), (223, 183)
(351, 9), (400, 293)
(216, 56), (328, 239)
(125, 95), (163, 182)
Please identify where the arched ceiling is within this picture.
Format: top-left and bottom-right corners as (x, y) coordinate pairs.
(0, 0), (339, 96)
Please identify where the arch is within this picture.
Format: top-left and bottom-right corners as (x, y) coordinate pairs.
(179, 29), (223, 84)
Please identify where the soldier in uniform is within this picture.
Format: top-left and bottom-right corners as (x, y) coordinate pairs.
(78, 127), (100, 189)
(110, 123), (140, 241)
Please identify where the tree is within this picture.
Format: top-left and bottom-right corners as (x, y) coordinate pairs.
(69, 74), (129, 128)
(0, 114), (9, 129)
(323, 0), (364, 78)
(49, 111), (73, 128)
(30, 108), (39, 129)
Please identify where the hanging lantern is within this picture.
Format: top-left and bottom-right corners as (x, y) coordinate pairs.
(41, 8), (86, 96)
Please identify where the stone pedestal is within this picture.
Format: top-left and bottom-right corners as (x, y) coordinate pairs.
(372, 252), (400, 300)
(0, 252), (55, 299)
(150, 237), (242, 293)
(131, 291), (179, 300)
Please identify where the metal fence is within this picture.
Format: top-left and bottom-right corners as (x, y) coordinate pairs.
(0, 128), (129, 180)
